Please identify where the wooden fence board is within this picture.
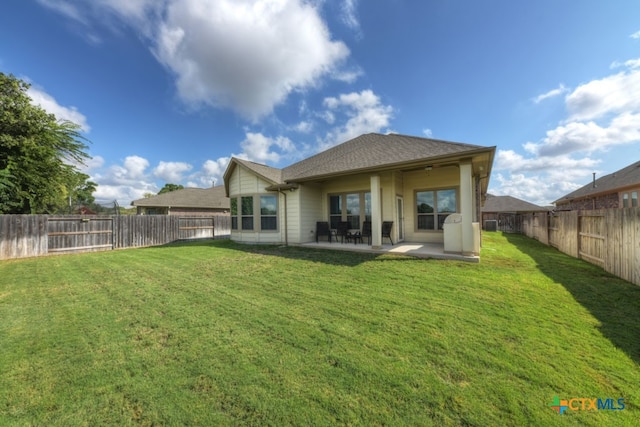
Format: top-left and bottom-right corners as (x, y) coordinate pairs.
(521, 208), (640, 286)
(0, 214), (231, 260)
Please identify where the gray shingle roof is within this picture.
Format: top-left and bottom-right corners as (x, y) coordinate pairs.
(483, 194), (549, 213)
(131, 186), (230, 209)
(232, 158), (283, 184)
(283, 133), (492, 181)
(554, 160), (640, 203)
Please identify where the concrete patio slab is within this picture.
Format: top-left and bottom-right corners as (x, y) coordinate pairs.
(299, 241), (479, 262)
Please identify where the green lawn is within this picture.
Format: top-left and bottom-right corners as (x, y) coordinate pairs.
(0, 232), (638, 426)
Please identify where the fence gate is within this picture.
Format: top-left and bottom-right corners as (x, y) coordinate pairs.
(47, 217), (114, 254)
(496, 213), (523, 233)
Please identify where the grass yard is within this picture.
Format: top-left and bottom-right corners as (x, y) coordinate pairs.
(0, 232), (638, 426)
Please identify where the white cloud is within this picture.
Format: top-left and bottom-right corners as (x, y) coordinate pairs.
(238, 132), (296, 164)
(36, 0), (88, 25)
(94, 0), (156, 23)
(491, 173), (582, 206)
(293, 121), (313, 133)
(320, 89), (393, 147)
(197, 157), (231, 187)
(80, 155), (105, 172)
(525, 112), (640, 157)
(153, 0), (350, 120)
(153, 161), (193, 183)
(37, 0), (351, 121)
(492, 59), (640, 205)
(91, 155), (156, 205)
(495, 149), (599, 175)
(423, 128), (433, 138)
(123, 155), (150, 179)
(532, 84), (568, 104)
(610, 58), (640, 69)
(565, 67), (640, 122)
(630, 30), (640, 39)
(27, 85), (91, 132)
(341, 0), (360, 31)
(333, 67), (364, 84)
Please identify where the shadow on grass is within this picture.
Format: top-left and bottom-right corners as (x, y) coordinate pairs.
(504, 233), (640, 364)
(146, 238), (383, 267)
(150, 237), (433, 267)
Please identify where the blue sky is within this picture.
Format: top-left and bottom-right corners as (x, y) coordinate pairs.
(1, 0), (639, 207)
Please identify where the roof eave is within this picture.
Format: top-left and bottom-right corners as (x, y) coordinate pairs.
(285, 147), (496, 183)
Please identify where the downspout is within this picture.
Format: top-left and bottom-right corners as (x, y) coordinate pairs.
(278, 189), (288, 246)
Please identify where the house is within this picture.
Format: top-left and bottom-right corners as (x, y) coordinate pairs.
(554, 160), (640, 210)
(223, 133), (495, 256)
(131, 186), (230, 216)
(481, 194), (550, 232)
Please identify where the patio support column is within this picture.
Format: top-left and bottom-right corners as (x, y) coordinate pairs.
(460, 161), (474, 255)
(370, 175), (382, 249)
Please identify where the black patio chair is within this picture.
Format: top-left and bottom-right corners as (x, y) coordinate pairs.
(360, 221), (371, 245)
(316, 221), (332, 243)
(382, 221), (394, 245)
(336, 221), (350, 243)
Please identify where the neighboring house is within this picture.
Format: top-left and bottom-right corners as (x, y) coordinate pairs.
(554, 160), (640, 210)
(481, 194), (550, 232)
(131, 186), (230, 216)
(223, 133), (495, 256)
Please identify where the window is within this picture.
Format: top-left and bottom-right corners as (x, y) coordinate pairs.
(416, 189), (457, 230)
(329, 192), (371, 229)
(346, 193), (360, 229)
(260, 195), (277, 230)
(623, 193), (629, 208)
(241, 196), (254, 230)
(329, 195), (342, 229)
(632, 192), (638, 208)
(230, 198), (238, 230)
(364, 192), (372, 222)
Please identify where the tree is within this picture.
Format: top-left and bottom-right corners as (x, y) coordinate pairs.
(0, 73), (94, 213)
(158, 183), (184, 194)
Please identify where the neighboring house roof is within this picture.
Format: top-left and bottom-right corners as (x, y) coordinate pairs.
(483, 194), (549, 213)
(131, 186), (230, 209)
(554, 160), (640, 204)
(283, 133), (492, 181)
(224, 133), (495, 195)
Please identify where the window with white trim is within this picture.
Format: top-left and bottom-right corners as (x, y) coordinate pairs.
(230, 198), (238, 230)
(260, 195), (277, 230)
(329, 192), (371, 229)
(416, 189), (457, 230)
(241, 196), (254, 230)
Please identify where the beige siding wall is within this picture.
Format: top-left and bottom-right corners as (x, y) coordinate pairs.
(402, 167), (460, 243)
(228, 166), (284, 244)
(296, 184), (323, 243)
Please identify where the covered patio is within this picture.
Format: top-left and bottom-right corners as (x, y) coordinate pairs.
(300, 240), (480, 262)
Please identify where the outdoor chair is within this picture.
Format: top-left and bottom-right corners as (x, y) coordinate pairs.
(348, 229), (362, 244)
(316, 221), (332, 243)
(382, 221), (394, 245)
(360, 221), (372, 245)
(336, 221), (350, 243)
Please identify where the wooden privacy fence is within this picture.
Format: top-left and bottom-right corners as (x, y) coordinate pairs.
(521, 209), (640, 286)
(0, 215), (231, 260)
